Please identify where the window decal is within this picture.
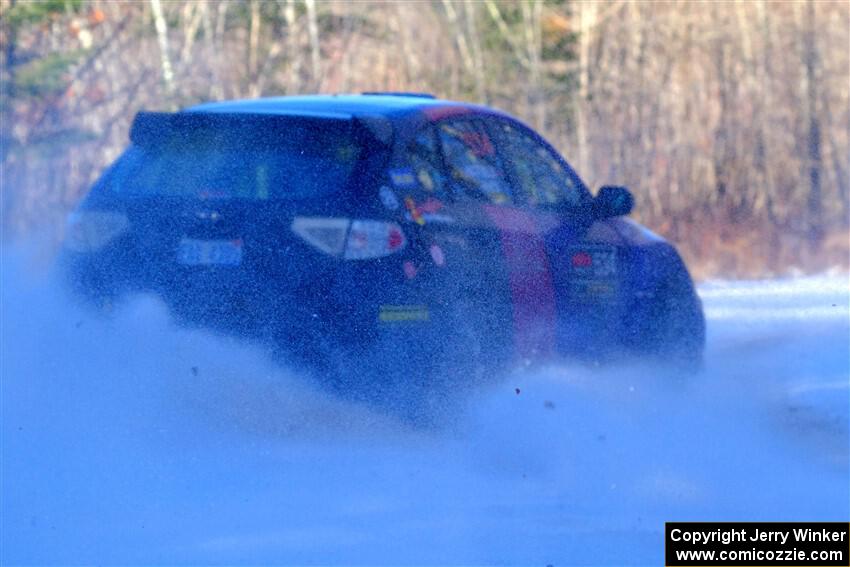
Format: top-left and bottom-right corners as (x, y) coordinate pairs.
(438, 120), (512, 205)
(460, 130), (494, 157)
(404, 195), (426, 226)
(390, 168), (417, 188)
(379, 185), (400, 210)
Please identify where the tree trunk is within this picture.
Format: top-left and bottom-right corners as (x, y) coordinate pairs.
(462, 0), (486, 103)
(576, 1), (596, 180)
(247, 0), (261, 94)
(803, 0), (823, 247)
(305, 0), (322, 90)
(149, 0), (175, 101)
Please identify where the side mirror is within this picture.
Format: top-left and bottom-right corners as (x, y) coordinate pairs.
(593, 185), (634, 219)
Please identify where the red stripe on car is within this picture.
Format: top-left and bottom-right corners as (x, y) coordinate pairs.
(483, 205), (557, 360)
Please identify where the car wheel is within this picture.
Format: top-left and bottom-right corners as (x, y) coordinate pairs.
(351, 299), (489, 423)
(622, 267), (705, 372)
(649, 278), (706, 372)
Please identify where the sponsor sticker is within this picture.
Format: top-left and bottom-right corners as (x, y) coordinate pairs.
(402, 196), (454, 225)
(429, 244), (445, 267)
(390, 168), (417, 188)
(403, 212), (455, 224)
(403, 260), (418, 279)
(404, 196), (426, 226)
(569, 245), (618, 279)
(379, 185), (400, 210)
(417, 168), (435, 191)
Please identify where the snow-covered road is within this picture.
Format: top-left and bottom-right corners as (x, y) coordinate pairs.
(2, 259), (848, 565)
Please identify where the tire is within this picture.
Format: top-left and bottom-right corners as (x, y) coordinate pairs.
(642, 276), (706, 372)
(374, 300), (488, 422)
(662, 288), (705, 372)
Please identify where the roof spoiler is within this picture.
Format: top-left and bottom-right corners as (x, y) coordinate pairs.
(361, 91), (435, 99)
(128, 111), (362, 148)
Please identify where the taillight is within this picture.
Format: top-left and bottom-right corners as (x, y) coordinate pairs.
(344, 220), (407, 259)
(64, 211), (129, 252)
(571, 251), (593, 267)
(290, 217), (349, 256)
(291, 217), (407, 260)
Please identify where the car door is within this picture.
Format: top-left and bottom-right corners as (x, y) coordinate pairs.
(488, 117), (624, 355)
(434, 116), (558, 360)
(380, 119), (514, 369)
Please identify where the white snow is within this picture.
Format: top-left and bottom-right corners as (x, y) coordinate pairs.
(2, 253), (848, 565)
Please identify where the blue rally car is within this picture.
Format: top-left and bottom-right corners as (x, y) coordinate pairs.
(61, 93), (705, 397)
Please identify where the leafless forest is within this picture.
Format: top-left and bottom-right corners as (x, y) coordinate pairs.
(1, 0), (848, 278)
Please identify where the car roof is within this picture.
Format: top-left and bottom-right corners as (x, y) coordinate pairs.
(186, 94), (504, 122)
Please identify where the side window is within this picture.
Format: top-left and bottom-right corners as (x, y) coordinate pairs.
(437, 119), (513, 205)
(406, 127), (448, 197)
(495, 121), (584, 208)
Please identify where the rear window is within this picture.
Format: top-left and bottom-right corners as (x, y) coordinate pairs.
(98, 115), (364, 200)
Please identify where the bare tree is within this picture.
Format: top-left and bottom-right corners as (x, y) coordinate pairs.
(149, 0), (175, 100)
(803, 0), (823, 247)
(305, 0), (321, 90)
(1, 0), (848, 277)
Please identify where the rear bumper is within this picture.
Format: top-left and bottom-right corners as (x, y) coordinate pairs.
(58, 248), (437, 356)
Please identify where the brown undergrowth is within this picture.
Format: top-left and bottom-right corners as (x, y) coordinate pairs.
(664, 220), (850, 281)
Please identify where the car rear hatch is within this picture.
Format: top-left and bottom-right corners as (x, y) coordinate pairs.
(69, 111), (392, 329)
